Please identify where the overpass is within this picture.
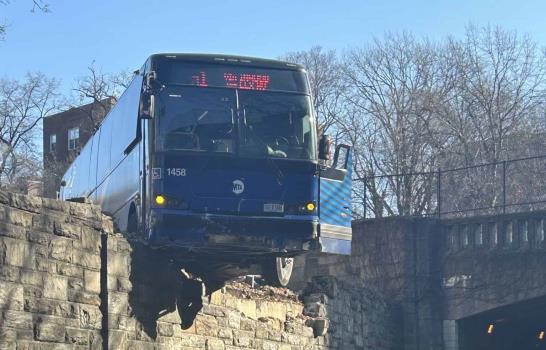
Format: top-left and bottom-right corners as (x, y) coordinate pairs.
(293, 209), (546, 349)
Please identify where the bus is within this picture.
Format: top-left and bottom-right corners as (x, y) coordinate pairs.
(60, 53), (353, 287)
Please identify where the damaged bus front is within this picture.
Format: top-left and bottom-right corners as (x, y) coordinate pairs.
(61, 54), (353, 286)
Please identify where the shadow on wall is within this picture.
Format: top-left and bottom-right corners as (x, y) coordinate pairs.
(126, 241), (239, 339)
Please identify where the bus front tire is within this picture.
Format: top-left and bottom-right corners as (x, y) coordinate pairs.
(262, 256), (294, 287)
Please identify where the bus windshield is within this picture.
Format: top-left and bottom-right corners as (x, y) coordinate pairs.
(156, 86), (317, 160)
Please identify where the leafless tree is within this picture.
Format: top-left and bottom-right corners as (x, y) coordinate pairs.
(72, 63), (133, 131)
(0, 0), (50, 40)
(343, 33), (446, 217)
(436, 25), (546, 214)
(281, 46), (348, 139)
(0, 72), (60, 191)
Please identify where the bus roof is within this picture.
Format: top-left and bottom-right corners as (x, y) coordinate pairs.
(149, 53), (305, 71)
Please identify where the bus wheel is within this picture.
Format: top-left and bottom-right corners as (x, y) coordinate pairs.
(263, 257), (294, 287)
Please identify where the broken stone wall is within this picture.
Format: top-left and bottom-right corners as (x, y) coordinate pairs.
(0, 191), (401, 349)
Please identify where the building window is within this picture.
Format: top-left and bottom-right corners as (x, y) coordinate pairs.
(68, 128), (79, 150)
(49, 134), (56, 152)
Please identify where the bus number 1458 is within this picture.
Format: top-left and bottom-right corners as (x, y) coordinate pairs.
(167, 168), (186, 176)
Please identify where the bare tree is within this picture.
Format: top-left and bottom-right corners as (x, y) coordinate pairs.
(281, 47), (348, 138)
(0, 72), (60, 191)
(343, 33), (446, 217)
(72, 63), (133, 131)
(436, 25), (546, 214)
(0, 0), (50, 40)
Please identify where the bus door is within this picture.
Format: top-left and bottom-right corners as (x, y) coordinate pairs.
(319, 144), (352, 254)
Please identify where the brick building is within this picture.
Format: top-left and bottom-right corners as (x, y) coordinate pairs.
(42, 99), (114, 198)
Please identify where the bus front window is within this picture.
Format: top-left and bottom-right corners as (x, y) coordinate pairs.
(156, 87), (317, 161)
(239, 91), (316, 160)
(157, 87), (235, 153)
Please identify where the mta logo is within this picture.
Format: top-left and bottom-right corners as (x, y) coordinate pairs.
(232, 180), (244, 194)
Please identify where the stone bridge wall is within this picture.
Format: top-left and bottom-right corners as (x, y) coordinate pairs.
(0, 192), (400, 350)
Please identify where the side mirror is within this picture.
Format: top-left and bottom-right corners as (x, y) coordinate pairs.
(60, 180), (66, 187)
(139, 92), (154, 120)
(318, 134), (332, 161)
(145, 71), (157, 91)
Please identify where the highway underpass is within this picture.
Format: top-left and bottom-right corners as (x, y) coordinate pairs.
(458, 295), (546, 349)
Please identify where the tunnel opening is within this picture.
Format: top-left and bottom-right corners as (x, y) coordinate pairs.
(458, 295), (546, 349)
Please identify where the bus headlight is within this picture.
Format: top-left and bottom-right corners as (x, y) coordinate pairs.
(155, 195), (166, 205)
(287, 202), (317, 214)
(154, 194), (188, 209)
(306, 202), (316, 212)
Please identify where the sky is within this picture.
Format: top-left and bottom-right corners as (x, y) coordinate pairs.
(1, 0), (546, 96)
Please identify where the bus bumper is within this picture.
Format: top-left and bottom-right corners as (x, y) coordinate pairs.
(147, 209), (319, 255)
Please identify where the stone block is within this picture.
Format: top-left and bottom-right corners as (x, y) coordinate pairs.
(54, 222), (81, 239)
(84, 270), (101, 294)
(108, 291), (129, 316)
(34, 318), (66, 342)
(256, 301), (288, 322)
(24, 297), (55, 315)
(8, 193), (42, 213)
(68, 290), (101, 306)
(49, 237), (73, 263)
(3, 206), (34, 228)
(157, 322), (174, 337)
(71, 250), (101, 270)
(237, 299), (257, 319)
(195, 315), (219, 336)
(201, 304), (225, 317)
(106, 251), (129, 277)
(108, 329), (128, 350)
(1, 310), (32, 329)
(0, 237), (33, 268)
(0, 265), (20, 283)
(36, 258), (57, 273)
(81, 228), (101, 252)
(66, 328), (89, 345)
(43, 275), (68, 300)
(233, 329), (254, 347)
(41, 197), (69, 213)
(240, 319), (256, 332)
(206, 338), (225, 350)
(57, 263), (83, 278)
(0, 281), (24, 311)
(27, 231), (52, 245)
(0, 222), (26, 239)
(79, 305), (102, 329)
(218, 327), (233, 339)
(69, 202), (101, 221)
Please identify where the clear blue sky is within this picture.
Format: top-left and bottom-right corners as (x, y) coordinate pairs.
(2, 0), (546, 95)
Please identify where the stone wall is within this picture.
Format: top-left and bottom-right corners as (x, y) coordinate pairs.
(0, 191), (401, 350)
(291, 217), (443, 350)
(0, 192), (104, 349)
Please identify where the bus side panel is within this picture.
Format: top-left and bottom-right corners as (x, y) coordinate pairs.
(319, 153), (353, 255)
(93, 74), (143, 225)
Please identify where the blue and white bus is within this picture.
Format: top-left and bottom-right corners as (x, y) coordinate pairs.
(60, 54), (352, 286)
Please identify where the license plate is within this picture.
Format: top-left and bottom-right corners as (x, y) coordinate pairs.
(264, 203), (284, 213)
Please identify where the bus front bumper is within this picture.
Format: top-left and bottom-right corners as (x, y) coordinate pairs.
(147, 209), (319, 254)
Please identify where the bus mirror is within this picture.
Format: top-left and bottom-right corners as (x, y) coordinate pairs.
(145, 71), (157, 91)
(60, 180), (66, 187)
(318, 134), (332, 161)
(139, 93), (154, 119)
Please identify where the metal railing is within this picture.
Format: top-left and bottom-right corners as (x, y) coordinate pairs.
(358, 154), (546, 219)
